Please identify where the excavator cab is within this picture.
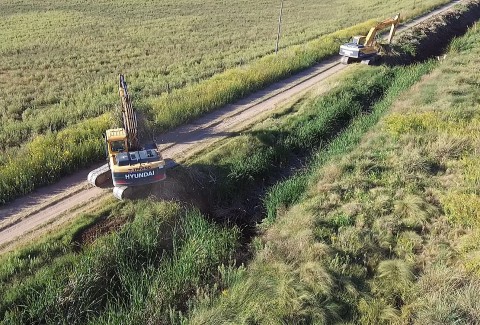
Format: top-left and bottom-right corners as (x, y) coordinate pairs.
(105, 128), (128, 154)
(351, 36), (367, 46)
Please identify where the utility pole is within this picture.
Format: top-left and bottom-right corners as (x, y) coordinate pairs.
(275, 0), (285, 54)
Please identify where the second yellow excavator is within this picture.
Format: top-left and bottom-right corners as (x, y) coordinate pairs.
(339, 13), (400, 65)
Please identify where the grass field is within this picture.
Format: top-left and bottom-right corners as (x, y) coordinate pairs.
(187, 24), (480, 324)
(0, 0), (452, 204)
(0, 26), (454, 322)
(0, 0), (448, 145)
(1, 2), (478, 323)
(0, 200), (239, 324)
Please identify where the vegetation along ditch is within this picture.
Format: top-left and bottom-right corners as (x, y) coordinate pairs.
(186, 22), (480, 324)
(2, 2), (479, 322)
(1, 0), (472, 205)
(0, 65), (432, 324)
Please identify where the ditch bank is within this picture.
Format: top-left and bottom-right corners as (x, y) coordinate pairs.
(386, 0), (480, 64)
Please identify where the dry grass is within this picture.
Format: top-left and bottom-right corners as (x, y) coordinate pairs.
(406, 266), (480, 324)
(186, 23), (480, 324)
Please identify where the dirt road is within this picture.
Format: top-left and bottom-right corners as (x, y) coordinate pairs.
(0, 0), (462, 250)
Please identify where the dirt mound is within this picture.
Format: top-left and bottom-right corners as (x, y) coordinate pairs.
(385, 0), (480, 64)
(72, 214), (128, 249)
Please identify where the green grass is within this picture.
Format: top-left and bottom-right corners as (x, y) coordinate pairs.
(2, 11), (478, 323)
(184, 66), (406, 223)
(185, 23), (480, 324)
(0, 41), (441, 325)
(0, 0), (451, 204)
(0, 115), (109, 204)
(0, 200), (239, 324)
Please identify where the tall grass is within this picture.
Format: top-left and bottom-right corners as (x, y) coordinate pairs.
(264, 61), (437, 222)
(186, 23), (480, 324)
(196, 66), (412, 199)
(187, 61), (445, 324)
(0, 115), (109, 204)
(0, 200), (239, 324)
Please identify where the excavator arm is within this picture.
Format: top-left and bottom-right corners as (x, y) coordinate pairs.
(365, 13), (400, 47)
(118, 74), (140, 151)
(339, 13), (400, 65)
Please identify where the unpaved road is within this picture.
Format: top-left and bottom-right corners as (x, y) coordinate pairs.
(0, 0), (463, 250)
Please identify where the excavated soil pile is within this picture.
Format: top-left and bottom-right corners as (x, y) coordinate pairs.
(73, 214), (128, 249)
(387, 0), (480, 64)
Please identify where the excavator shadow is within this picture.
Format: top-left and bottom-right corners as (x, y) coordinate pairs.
(97, 178), (113, 189)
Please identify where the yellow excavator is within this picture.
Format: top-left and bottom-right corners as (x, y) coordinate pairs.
(87, 75), (166, 200)
(339, 13), (400, 65)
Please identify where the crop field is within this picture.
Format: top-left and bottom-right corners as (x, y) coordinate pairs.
(0, 0), (451, 204)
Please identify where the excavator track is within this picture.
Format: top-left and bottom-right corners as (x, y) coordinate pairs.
(113, 186), (130, 200)
(87, 164), (111, 187)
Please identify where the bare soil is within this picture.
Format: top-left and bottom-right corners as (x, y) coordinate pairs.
(72, 214), (128, 249)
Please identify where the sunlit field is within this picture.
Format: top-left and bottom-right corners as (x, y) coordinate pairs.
(0, 0), (450, 204)
(0, 0), (448, 150)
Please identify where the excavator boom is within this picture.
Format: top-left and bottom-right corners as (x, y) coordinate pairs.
(365, 13), (400, 46)
(119, 74), (140, 150)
